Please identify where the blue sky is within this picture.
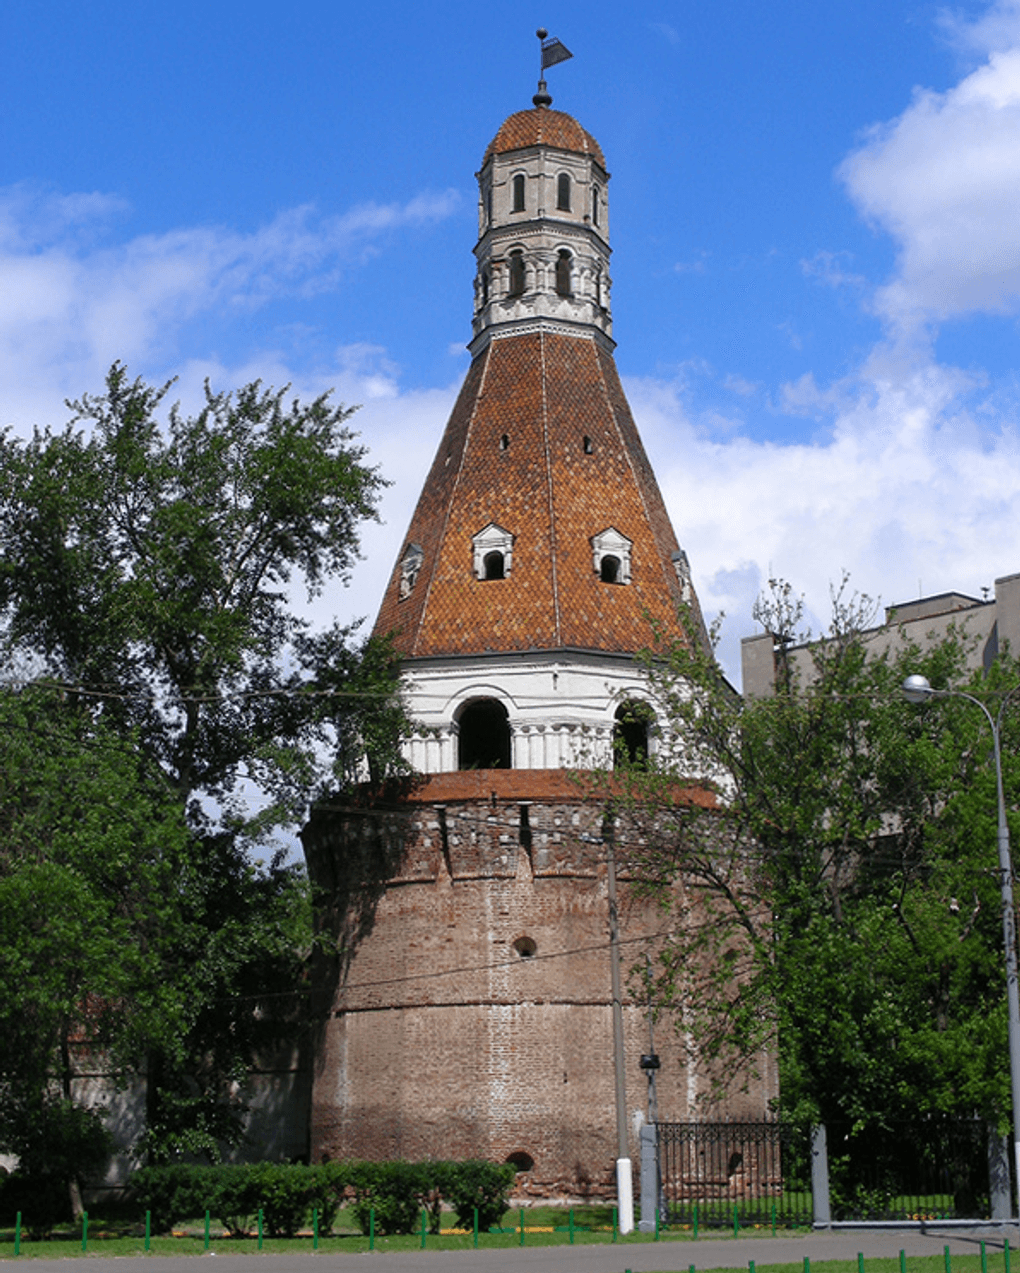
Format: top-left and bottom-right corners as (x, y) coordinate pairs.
(2, 0), (1020, 682)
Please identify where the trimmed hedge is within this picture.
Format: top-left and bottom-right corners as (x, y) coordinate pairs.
(129, 1158), (515, 1237)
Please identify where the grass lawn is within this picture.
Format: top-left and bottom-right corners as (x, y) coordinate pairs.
(0, 1206), (1012, 1269)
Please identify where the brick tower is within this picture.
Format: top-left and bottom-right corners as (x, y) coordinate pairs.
(303, 78), (773, 1197)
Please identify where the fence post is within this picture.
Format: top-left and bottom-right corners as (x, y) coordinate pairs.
(811, 1124), (831, 1229)
(989, 1127), (1011, 1220)
(14, 1211), (20, 1257)
(473, 1207), (478, 1248)
(639, 1123), (659, 1233)
(313, 1208), (318, 1251)
(145, 1210), (150, 1252)
(81, 1211), (88, 1253)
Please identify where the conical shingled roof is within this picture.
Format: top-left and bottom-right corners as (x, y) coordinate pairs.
(373, 330), (700, 659)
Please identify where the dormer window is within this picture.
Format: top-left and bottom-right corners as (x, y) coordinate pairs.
(557, 173), (571, 212)
(592, 528), (633, 584)
(398, 543), (424, 600)
(512, 174), (526, 213)
(509, 250), (525, 297)
(555, 251), (572, 297)
(473, 523), (515, 580)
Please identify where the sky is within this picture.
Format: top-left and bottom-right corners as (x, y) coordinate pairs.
(2, 0), (1020, 685)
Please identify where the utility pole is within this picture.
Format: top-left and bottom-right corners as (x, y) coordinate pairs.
(605, 812), (634, 1233)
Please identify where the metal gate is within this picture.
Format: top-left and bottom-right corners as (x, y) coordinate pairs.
(825, 1119), (998, 1221)
(657, 1121), (812, 1228)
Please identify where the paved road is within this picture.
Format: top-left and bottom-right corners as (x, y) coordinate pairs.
(7, 1226), (1020, 1273)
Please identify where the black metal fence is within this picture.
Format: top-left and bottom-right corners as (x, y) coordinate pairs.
(654, 1118), (1004, 1227)
(657, 1121), (813, 1228)
(825, 1119), (998, 1222)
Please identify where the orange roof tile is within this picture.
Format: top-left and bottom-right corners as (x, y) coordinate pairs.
(373, 331), (706, 660)
(483, 108), (606, 169)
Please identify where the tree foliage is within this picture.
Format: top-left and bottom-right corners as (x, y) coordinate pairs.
(620, 580), (1020, 1131)
(0, 366), (412, 1171)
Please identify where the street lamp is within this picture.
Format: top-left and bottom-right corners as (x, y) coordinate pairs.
(902, 673), (1020, 1214)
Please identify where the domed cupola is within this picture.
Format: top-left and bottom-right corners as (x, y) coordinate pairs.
(472, 99), (612, 353)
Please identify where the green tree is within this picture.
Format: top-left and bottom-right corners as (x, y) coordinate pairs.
(0, 365), (410, 1168)
(617, 582), (1020, 1138)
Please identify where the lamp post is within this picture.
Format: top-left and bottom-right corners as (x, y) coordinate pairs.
(901, 673), (1020, 1214)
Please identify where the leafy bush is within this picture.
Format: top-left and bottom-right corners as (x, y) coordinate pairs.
(127, 1157), (513, 1238)
(0, 1172), (71, 1239)
(209, 1164), (261, 1237)
(350, 1161), (431, 1235)
(443, 1160), (516, 1230)
(131, 1163), (207, 1234)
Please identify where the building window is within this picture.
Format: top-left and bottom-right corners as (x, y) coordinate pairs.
(513, 935), (537, 958)
(458, 698), (511, 770)
(509, 250), (525, 296)
(557, 173), (571, 211)
(592, 527), (633, 584)
(555, 250), (572, 297)
(499, 433), (510, 451)
(472, 522), (514, 579)
(512, 173), (526, 212)
(481, 268), (489, 305)
(583, 435), (593, 454)
(592, 183), (600, 226)
(614, 700), (653, 767)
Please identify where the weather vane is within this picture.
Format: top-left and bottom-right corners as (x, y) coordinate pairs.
(534, 28), (572, 107)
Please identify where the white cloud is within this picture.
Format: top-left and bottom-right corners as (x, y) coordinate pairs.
(0, 185), (460, 428)
(840, 7), (1020, 330)
(625, 347), (1020, 686)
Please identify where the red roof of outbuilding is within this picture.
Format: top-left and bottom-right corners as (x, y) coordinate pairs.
(483, 108), (606, 168)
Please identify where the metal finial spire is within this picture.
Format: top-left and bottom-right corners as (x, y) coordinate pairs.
(534, 28), (572, 107)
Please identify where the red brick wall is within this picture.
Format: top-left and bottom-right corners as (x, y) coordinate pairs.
(304, 782), (775, 1196)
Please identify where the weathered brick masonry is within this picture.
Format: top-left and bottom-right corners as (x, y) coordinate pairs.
(304, 773), (773, 1196)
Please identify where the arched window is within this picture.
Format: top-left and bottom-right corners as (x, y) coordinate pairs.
(592, 184), (600, 227)
(480, 269), (489, 305)
(555, 250), (572, 297)
(512, 174), (526, 212)
(600, 554), (621, 583)
(557, 173), (571, 211)
(614, 700), (652, 767)
(458, 699), (511, 770)
(506, 1151), (535, 1173)
(509, 250), (525, 297)
(595, 267), (603, 308)
(483, 550), (505, 580)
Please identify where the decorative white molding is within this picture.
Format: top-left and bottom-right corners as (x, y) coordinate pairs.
(472, 523), (515, 580)
(592, 527), (633, 584)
